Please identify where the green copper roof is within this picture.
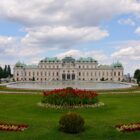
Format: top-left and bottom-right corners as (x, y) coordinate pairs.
(62, 56), (75, 63)
(15, 61), (37, 68)
(41, 57), (60, 62)
(40, 56), (97, 63)
(98, 65), (113, 69)
(77, 57), (97, 62)
(15, 61), (26, 67)
(112, 61), (123, 68)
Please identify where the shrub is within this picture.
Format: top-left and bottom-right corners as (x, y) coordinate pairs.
(42, 88), (98, 106)
(59, 112), (85, 134)
(66, 87), (73, 90)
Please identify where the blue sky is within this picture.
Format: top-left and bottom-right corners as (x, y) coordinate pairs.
(0, 0), (140, 75)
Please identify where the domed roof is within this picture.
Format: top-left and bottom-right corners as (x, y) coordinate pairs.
(112, 61), (123, 68)
(40, 57), (60, 62)
(62, 56), (75, 63)
(15, 61), (26, 67)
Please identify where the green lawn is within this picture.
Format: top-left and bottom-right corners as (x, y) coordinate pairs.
(0, 93), (140, 140)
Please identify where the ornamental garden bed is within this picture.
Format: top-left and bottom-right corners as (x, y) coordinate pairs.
(115, 123), (140, 132)
(0, 123), (28, 132)
(41, 87), (104, 108)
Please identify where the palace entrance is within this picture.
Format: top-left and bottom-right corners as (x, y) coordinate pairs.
(62, 74), (75, 80)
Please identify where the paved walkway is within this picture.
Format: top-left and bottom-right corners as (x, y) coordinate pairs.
(0, 90), (140, 94)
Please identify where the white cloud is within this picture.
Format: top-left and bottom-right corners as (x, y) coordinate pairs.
(0, 36), (16, 45)
(0, 0), (140, 75)
(135, 27), (140, 35)
(0, 0), (140, 27)
(0, 0), (140, 51)
(56, 49), (108, 63)
(118, 18), (135, 26)
(111, 41), (140, 74)
(0, 36), (43, 57)
(21, 26), (109, 49)
(111, 46), (140, 61)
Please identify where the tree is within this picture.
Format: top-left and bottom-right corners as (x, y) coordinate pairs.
(7, 65), (12, 77)
(100, 77), (105, 81)
(3, 65), (8, 78)
(134, 69), (140, 84)
(0, 66), (3, 80)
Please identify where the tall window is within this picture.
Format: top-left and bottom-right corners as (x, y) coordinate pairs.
(83, 72), (85, 76)
(118, 72), (120, 76)
(17, 72), (19, 76)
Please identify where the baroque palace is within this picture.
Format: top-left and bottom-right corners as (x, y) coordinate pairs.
(13, 57), (123, 82)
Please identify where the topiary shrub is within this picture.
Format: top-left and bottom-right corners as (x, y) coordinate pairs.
(66, 87), (73, 90)
(59, 112), (85, 134)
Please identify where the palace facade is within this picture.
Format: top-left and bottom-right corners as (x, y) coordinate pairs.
(13, 57), (123, 82)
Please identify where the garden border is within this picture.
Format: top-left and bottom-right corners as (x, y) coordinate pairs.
(38, 102), (104, 109)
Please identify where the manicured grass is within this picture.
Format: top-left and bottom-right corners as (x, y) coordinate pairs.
(0, 93), (140, 140)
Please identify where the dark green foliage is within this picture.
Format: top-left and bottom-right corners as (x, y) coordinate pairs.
(134, 69), (140, 84)
(66, 87), (73, 90)
(0, 93), (140, 139)
(0, 65), (12, 79)
(100, 77), (105, 81)
(0, 67), (3, 79)
(8, 65), (12, 77)
(42, 89), (98, 106)
(44, 95), (98, 105)
(59, 112), (85, 134)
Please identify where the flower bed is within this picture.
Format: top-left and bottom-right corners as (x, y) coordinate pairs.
(0, 123), (28, 132)
(115, 123), (140, 132)
(42, 87), (99, 106)
(38, 102), (104, 109)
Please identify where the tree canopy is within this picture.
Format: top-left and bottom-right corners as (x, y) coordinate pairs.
(0, 65), (12, 79)
(134, 69), (140, 84)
